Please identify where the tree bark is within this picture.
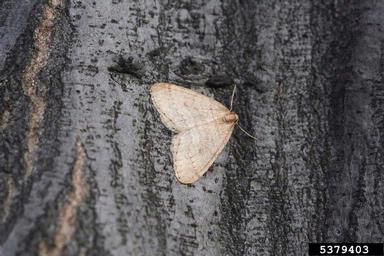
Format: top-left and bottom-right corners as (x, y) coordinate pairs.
(0, 0), (383, 255)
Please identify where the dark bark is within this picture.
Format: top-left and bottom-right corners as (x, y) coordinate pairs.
(0, 0), (383, 255)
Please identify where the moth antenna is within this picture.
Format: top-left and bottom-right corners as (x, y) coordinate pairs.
(236, 123), (257, 140)
(229, 84), (256, 140)
(229, 84), (236, 112)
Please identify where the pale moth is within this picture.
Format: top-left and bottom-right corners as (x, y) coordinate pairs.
(150, 82), (254, 184)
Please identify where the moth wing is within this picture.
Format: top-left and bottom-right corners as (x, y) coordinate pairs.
(171, 119), (235, 184)
(150, 83), (229, 132)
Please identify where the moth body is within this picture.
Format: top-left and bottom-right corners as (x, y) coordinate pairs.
(150, 82), (237, 184)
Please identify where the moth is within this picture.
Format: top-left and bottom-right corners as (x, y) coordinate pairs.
(150, 82), (241, 184)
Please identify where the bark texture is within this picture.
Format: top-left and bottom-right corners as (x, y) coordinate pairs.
(0, 0), (384, 255)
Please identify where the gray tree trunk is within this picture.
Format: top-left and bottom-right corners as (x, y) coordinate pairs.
(0, 0), (383, 255)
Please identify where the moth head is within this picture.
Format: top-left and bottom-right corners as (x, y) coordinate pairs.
(223, 112), (238, 123)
